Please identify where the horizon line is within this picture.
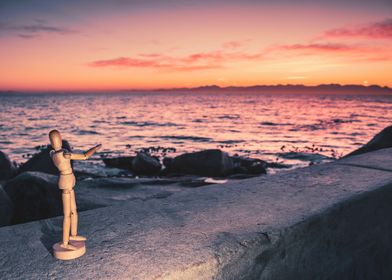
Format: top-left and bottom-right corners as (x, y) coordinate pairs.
(1, 82), (391, 94)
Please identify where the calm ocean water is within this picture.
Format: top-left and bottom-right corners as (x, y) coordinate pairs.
(0, 92), (391, 168)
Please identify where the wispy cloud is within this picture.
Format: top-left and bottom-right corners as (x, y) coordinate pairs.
(88, 49), (265, 71)
(88, 18), (392, 73)
(88, 55), (221, 71)
(324, 18), (392, 40)
(269, 41), (392, 63)
(222, 39), (251, 49)
(275, 43), (355, 52)
(0, 20), (77, 39)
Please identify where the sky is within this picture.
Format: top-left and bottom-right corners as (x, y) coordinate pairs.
(0, 0), (391, 91)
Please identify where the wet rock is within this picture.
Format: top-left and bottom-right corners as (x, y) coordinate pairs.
(0, 151), (17, 180)
(102, 156), (135, 170)
(162, 157), (173, 169)
(266, 162), (292, 169)
(277, 151), (330, 162)
(3, 172), (62, 224)
(345, 125), (392, 157)
(158, 157), (174, 175)
(132, 152), (161, 175)
(0, 185), (13, 226)
(171, 149), (234, 177)
(227, 173), (256, 179)
(17, 140), (72, 175)
(232, 156), (267, 175)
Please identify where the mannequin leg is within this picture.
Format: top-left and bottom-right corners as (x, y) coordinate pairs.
(61, 190), (77, 250)
(70, 189), (78, 237)
(69, 189), (86, 241)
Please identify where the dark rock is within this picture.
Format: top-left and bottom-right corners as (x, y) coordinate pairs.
(345, 125), (392, 157)
(179, 180), (214, 188)
(0, 185), (13, 226)
(0, 151), (17, 180)
(163, 157), (173, 169)
(132, 152), (161, 175)
(241, 158), (267, 175)
(171, 149), (234, 177)
(266, 162), (292, 169)
(17, 140), (72, 175)
(277, 151), (330, 162)
(227, 173), (257, 179)
(232, 156), (267, 175)
(74, 170), (107, 179)
(3, 172), (62, 224)
(102, 156), (135, 170)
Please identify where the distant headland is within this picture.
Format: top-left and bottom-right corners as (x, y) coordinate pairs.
(154, 84), (392, 95)
(1, 84), (391, 95)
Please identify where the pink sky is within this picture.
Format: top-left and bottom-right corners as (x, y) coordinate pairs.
(0, 1), (391, 91)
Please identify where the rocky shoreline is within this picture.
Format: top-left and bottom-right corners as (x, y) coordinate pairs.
(0, 125), (391, 228)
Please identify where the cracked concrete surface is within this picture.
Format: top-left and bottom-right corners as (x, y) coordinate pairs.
(0, 149), (392, 279)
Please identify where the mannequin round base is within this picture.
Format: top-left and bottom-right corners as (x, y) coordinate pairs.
(53, 241), (86, 260)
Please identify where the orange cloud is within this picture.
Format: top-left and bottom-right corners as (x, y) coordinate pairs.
(88, 49), (265, 71)
(221, 39), (251, 49)
(89, 18), (392, 74)
(88, 55), (222, 71)
(271, 42), (391, 62)
(275, 43), (355, 52)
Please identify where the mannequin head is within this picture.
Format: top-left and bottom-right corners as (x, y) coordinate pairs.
(49, 130), (62, 151)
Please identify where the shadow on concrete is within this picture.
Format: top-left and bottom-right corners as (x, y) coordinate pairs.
(39, 219), (62, 256)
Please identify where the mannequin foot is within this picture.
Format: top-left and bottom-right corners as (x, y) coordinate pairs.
(60, 243), (78, 251)
(53, 241), (86, 260)
(70, 235), (87, 241)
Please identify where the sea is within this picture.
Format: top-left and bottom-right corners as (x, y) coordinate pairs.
(0, 92), (391, 171)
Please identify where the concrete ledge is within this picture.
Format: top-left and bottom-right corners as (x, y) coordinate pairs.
(1, 149), (392, 279)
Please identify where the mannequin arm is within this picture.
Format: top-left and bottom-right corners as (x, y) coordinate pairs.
(84, 144), (102, 159)
(64, 144), (102, 160)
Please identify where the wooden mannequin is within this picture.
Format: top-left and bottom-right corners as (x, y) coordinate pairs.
(49, 129), (101, 260)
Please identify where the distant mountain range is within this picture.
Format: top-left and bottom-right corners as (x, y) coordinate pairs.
(1, 84), (391, 95)
(154, 84), (392, 95)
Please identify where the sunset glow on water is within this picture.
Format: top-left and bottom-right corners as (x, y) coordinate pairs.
(1, 92), (390, 169)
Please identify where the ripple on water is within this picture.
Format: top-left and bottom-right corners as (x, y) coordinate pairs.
(217, 114), (241, 120)
(158, 135), (213, 142)
(120, 121), (178, 127)
(294, 118), (360, 131)
(260, 122), (292, 126)
(74, 129), (101, 135)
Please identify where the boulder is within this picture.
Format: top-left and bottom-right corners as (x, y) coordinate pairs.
(170, 149), (234, 177)
(3, 172), (62, 224)
(232, 156), (267, 175)
(266, 162), (292, 169)
(132, 152), (161, 175)
(345, 125), (392, 157)
(0, 151), (17, 180)
(17, 140), (72, 175)
(162, 157), (173, 169)
(0, 185), (13, 226)
(102, 156), (135, 170)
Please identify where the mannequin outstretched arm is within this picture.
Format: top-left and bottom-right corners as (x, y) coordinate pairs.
(64, 144), (102, 160)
